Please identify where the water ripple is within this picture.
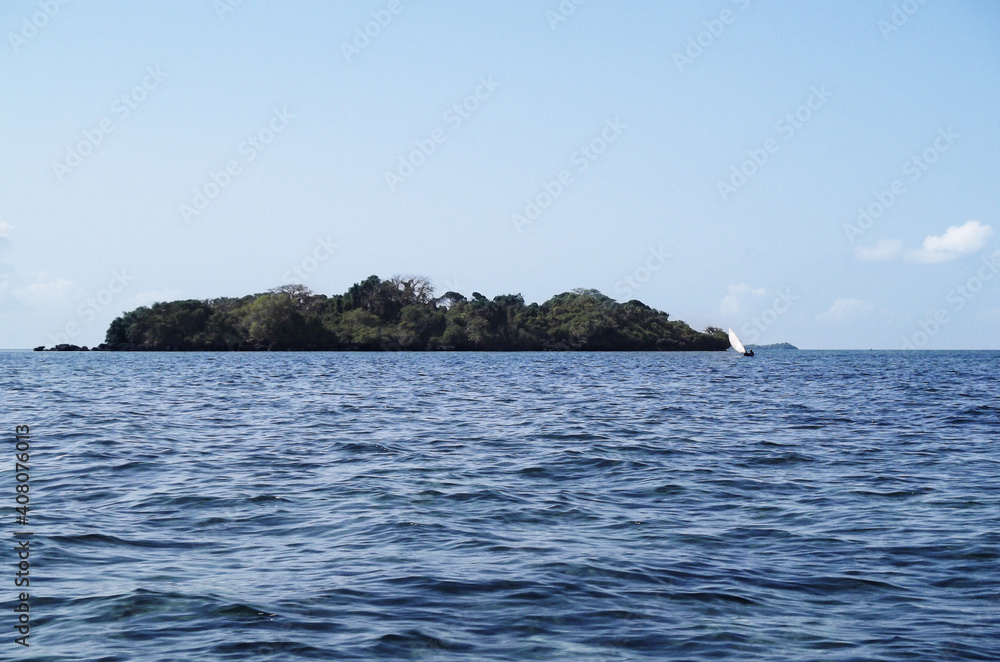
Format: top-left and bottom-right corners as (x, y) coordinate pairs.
(1, 350), (998, 659)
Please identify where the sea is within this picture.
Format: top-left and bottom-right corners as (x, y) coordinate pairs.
(1, 350), (998, 660)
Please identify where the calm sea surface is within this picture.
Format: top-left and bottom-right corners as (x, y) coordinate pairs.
(2, 350), (998, 660)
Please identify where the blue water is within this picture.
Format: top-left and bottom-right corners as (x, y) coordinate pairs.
(2, 350), (998, 660)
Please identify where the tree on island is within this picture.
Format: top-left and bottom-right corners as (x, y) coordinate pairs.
(95, 275), (729, 352)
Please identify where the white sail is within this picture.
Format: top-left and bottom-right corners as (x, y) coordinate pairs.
(728, 328), (747, 354)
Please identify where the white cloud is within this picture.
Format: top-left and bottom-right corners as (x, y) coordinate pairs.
(907, 220), (993, 264)
(0, 222), (12, 241)
(816, 298), (875, 324)
(854, 239), (902, 261)
(11, 274), (79, 306)
(720, 283), (767, 316)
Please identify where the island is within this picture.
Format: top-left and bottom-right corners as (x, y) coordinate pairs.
(38, 276), (731, 352)
(745, 342), (799, 351)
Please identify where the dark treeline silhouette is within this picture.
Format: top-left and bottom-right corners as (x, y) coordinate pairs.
(95, 275), (729, 351)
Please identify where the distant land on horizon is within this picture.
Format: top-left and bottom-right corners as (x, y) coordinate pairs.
(35, 276), (731, 352)
(746, 342), (799, 350)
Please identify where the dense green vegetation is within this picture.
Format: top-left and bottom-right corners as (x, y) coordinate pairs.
(97, 276), (729, 351)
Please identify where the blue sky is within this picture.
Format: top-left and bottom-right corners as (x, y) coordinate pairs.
(1, 0), (998, 349)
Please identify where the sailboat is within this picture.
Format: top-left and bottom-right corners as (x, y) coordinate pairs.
(728, 328), (754, 356)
